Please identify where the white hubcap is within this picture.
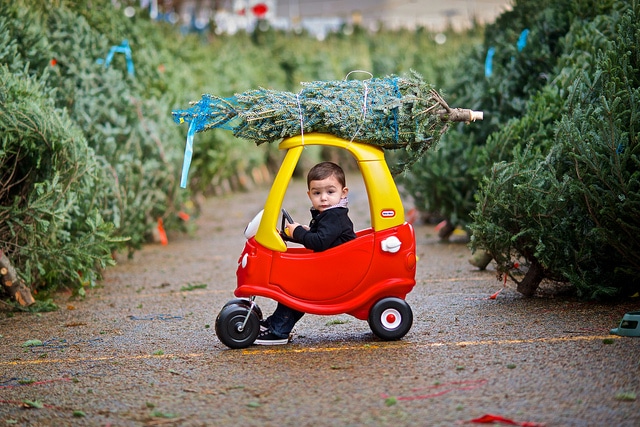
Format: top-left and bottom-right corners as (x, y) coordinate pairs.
(381, 308), (401, 329)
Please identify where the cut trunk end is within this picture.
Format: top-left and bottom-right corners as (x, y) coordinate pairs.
(0, 251), (35, 307)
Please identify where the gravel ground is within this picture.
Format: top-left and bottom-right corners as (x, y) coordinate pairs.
(1, 175), (639, 427)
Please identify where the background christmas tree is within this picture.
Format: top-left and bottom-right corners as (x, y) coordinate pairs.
(468, 0), (639, 298)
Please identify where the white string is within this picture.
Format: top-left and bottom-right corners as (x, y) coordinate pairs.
(349, 81), (368, 142)
(296, 91), (304, 144)
(344, 70), (373, 142)
(344, 70), (373, 81)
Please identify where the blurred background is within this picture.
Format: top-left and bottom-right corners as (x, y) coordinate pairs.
(3, 0), (638, 306)
(144, 0), (512, 36)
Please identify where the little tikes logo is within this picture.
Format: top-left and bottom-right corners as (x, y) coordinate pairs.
(380, 209), (396, 218)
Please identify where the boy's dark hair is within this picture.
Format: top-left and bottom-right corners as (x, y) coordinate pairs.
(307, 162), (346, 189)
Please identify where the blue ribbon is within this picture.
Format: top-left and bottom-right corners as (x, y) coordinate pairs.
(485, 47), (495, 77)
(180, 120), (197, 188)
(517, 29), (530, 52)
(392, 77), (401, 144)
(99, 40), (135, 76)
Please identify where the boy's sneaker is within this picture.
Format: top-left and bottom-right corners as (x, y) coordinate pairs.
(259, 319), (270, 333)
(254, 329), (289, 345)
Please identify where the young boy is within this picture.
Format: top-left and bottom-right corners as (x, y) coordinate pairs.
(254, 161), (357, 345)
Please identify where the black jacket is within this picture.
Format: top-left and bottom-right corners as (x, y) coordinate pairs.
(292, 207), (356, 252)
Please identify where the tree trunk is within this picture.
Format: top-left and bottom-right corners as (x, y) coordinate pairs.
(516, 259), (544, 297)
(0, 250), (35, 307)
(437, 220), (456, 241)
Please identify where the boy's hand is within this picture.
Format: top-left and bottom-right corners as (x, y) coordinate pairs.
(285, 222), (307, 237)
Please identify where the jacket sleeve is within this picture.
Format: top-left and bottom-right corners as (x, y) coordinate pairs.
(292, 210), (344, 252)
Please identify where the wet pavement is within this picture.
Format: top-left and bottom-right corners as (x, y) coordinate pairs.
(1, 176), (639, 426)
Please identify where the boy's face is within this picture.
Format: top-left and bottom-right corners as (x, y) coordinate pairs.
(307, 174), (348, 212)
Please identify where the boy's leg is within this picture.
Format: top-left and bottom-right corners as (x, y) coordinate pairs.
(255, 303), (304, 345)
(266, 303), (304, 338)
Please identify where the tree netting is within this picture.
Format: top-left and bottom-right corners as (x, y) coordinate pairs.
(172, 71), (481, 185)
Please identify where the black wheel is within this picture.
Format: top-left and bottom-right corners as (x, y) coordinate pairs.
(222, 298), (263, 321)
(215, 303), (260, 349)
(368, 297), (413, 340)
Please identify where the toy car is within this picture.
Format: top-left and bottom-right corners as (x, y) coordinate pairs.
(215, 133), (417, 349)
